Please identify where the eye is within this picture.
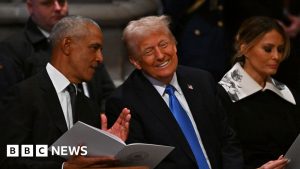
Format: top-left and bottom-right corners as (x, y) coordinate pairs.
(41, 0), (53, 6)
(41, 0), (66, 6)
(89, 44), (102, 52)
(277, 46), (284, 53)
(57, 0), (67, 5)
(263, 46), (272, 53)
(143, 48), (154, 56)
(159, 41), (168, 48)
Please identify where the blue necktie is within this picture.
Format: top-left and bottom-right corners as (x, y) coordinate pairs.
(165, 85), (210, 169)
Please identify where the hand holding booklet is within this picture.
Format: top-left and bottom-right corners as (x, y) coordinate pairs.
(50, 121), (174, 169)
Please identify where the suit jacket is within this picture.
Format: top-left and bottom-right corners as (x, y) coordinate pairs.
(106, 66), (243, 169)
(0, 54), (22, 98)
(0, 18), (115, 110)
(0, 69), (100, 169)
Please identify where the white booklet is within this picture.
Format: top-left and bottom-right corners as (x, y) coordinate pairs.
(50, 121), (174, 169)
(285, 133), (300, 169)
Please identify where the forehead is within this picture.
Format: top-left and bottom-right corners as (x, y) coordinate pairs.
(82, 23), (103, 42)
(256, 30), (283, 45)
(30, 0), (67, 7)
(138, 30), (172, 45)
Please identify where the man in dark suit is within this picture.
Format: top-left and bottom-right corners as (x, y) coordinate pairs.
(0, 0), (115, 111)
(0, 16), (131, 169)
(105, 15), (243, 169)
(0, 54), (22, 98)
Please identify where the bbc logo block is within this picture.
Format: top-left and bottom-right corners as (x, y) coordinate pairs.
(7, 145), (48, 157)
(7, 145), (19, 157)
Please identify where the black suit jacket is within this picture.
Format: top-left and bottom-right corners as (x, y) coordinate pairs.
(106, 66), (243, 169)
(0, 69), (100, 169)
(0, 18), (115, 110)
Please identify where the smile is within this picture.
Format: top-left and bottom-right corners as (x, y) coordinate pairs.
(156, 60), (169, 68)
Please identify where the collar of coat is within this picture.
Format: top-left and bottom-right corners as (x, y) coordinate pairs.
(219, 62), (296, 105)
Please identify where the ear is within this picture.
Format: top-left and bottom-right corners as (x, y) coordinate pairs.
(129, 56), (142, 70)
(240, 43), (247, 55)
(26, 0), (33, 15)
(61, 37), (72, 56)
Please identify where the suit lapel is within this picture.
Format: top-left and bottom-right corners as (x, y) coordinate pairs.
(132, 70), (197, 163)
(177, 68), (215, 166)
(39, 70), (68, 133)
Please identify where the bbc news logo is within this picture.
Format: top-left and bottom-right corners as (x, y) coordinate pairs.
(7, 145), (88, 157)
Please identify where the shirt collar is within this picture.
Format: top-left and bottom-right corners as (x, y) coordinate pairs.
(219, 62), (296, 104)
(142, 72), (183, 96)
(37, 26), (50, 38)
(46, 63), (70, 93)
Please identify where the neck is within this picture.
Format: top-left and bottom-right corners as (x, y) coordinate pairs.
(243, 64), (267, 88)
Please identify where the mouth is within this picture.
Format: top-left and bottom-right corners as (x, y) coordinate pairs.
(268, 64), (279, 69)
(156, 60), (170, 68)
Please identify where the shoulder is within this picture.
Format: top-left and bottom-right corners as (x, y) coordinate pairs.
(177, 65), (216, 88)
(177, 65), (215, 80)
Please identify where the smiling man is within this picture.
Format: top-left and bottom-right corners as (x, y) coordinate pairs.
(105, 15), (243, 169)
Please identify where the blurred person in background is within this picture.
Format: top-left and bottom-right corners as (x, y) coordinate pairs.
(161, 0), (229, 81)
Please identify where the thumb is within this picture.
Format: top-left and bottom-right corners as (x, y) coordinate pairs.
(100, 113), (108, 131)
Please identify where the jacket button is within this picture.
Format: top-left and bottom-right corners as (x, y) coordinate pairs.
(194, 29), (201, 36)
(217, 21), (223, 27)
(218, 5), (223, 11)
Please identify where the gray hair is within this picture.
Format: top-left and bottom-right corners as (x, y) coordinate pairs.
(49, 15), (101, 47)
(122, 15), (176, 58)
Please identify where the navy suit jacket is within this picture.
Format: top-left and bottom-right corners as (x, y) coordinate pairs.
(106, 66), (243, 169)
(0, 69), (100, 169)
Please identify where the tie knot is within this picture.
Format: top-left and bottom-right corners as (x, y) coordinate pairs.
(67, 84), (77, 95)
(165, 85), (175, 95)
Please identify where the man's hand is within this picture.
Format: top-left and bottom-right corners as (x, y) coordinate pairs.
(64, 155), (118, 169)
(101, 108), (131, 141)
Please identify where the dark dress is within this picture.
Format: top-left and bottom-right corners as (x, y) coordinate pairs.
(217, 85), (300, 169)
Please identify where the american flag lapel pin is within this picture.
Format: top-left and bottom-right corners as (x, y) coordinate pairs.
(187, 84), (193, 90)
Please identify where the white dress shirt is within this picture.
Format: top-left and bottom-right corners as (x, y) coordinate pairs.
(46, 63), (74, 129)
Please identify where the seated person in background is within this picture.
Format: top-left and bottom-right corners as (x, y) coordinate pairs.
(217, 16), (298, 169)
(105, 15), (243, 169)
(0, 0), (115, 110)
(0, 16), (131, 169)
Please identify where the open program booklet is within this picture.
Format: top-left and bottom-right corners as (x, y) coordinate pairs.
(285, 133), (300, 169)
(50, 121), (174, 169)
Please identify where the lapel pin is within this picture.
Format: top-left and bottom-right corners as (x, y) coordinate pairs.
(187, 84), (193, 90)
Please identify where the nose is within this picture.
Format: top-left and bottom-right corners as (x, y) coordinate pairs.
(154, 47), (164, 60)
(53, 1), (63, 10)
(96, 51), (104, 63)
(272, 50), (281, 61)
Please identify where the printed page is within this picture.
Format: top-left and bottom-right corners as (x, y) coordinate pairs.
(116, 143), (174, 169)
(50, 121), (125, 158)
